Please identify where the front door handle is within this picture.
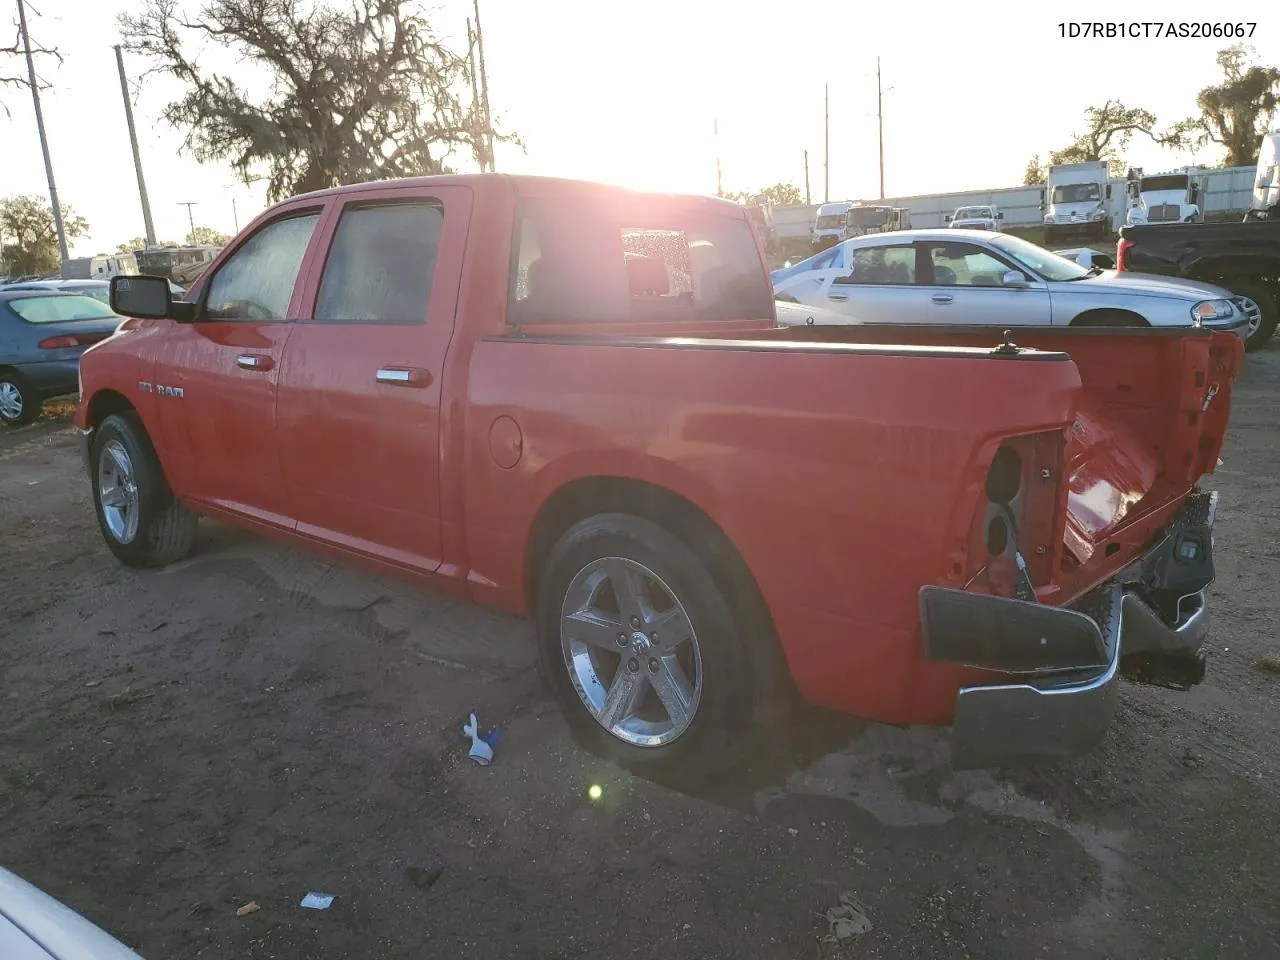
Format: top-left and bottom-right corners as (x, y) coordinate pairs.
(827, 293), (849, 302)
(236, 354), (274, 371)
(376, 367), (432, 387)
(931, 294), (954, 304)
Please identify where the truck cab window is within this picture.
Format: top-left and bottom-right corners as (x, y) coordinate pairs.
(315, 202), (444, 324)
(510, 197), (772, 324)
(205, 214), (319, 321)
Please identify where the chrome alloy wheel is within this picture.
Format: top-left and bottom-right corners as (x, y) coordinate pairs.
(560, 557), (703, 747)
(0, 381), (23, 421)
(97, 439), (140, 543)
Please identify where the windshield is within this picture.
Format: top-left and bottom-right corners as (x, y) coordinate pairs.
(1051, 183), (1101, 204)
(988, 234), (1090, 282)
(1139, 175), (1188, 193)
(816, 214), (847, 229)
(955, 208), (991, 219)
(850, 208), (889, 226)
(9, 294), (117, 323)
(62, 283), (112, 306)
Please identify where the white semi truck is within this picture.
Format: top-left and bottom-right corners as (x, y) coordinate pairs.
(1124, 166), (1206, 226)
(1245, 131), (1279, 221)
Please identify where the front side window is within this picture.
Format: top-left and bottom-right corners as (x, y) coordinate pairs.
(837, 245), (916, 285)
(9, 295), (116, 323)
(510, 197), (773, 324)
(315, 202), (444, 324)
(205, 214), (319, 321)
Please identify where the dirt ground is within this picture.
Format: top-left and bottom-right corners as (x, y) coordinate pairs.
(2, 357), (1279, 960)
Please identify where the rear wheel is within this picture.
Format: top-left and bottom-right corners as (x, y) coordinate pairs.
(536, 513), (775, 778)
(91, 413), (198, 567)
(0, 372), (39, 427)
(1226, 280), (1278, 352)
(1070, 310), (1147, 328)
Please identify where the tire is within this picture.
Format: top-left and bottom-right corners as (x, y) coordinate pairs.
(536, 513), (778, 779)
(0, 371), (40, 427)
(1226, 280), (1278, 353)
(90, 412), (198, 568)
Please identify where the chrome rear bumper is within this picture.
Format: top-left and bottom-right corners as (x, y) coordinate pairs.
(921, 490), (1216, 769)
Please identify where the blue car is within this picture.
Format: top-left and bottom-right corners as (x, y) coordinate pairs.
(0, 290), (123, 426)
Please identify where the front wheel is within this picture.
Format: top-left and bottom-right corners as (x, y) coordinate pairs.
(0, 372), (40, 427)
(91, 412), (198, 568)
(536, 513), (774, 778)
(1228, 280), (1278, 352)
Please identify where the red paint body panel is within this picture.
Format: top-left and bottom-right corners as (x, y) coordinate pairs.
(73, 175), (1243, 731)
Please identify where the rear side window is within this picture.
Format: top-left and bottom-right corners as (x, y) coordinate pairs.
(314, 202), (444, 323)
(9, 295), (116, 323)
(509, 197), (772, 324)
(205, 213), (319, 321)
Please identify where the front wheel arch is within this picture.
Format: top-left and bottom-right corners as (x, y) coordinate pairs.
(1069, 309), (1149, 328)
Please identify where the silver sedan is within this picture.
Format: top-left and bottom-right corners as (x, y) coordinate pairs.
(771, 229), (1249, 340)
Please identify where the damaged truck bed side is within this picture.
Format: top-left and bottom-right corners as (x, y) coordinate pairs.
(73, 174), (1242, 776)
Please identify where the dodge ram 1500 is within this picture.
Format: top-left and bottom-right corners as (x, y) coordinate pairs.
(74, 174), (1242, 776)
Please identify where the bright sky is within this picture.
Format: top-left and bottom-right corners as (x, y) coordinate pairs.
(1, 0), (1276, 257)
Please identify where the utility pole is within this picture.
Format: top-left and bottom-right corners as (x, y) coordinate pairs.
(465, 17), (486, 172)
(231, 196), (239, 233)
(114, 45), (156, 247)
(877, 58), (885, 200)
(17, 0), (68, 266)
(714, 119), (723, 196)
(472, 0), (494, 172)
(178, 202), (198, 243)
(803, 150), (811, 205)
(823, 82), (829, 203)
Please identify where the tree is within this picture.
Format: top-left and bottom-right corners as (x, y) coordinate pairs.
(120, 0), (519, 203)
(0, 195), (89, 276)
(116, 237), (149, 254)
(2, 10), (61, 91)
(1042, 100), (1184, 176)
(1177, 45), (1280, 167)
(1022, 155), (1046, 186)
(718, 182), (803, 205)
(185, 226), (231, 246)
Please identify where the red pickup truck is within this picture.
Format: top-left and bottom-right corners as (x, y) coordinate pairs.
(74, 175), (1242, 776)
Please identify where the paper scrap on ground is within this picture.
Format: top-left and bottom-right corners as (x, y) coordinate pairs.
(300, 893), (335, 910)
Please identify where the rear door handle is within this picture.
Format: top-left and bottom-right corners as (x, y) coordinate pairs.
(827, 293), (849, 302)
(376, 367), (432, 387)
(236, 354), (274, 371)
(931, 294), (954, 304)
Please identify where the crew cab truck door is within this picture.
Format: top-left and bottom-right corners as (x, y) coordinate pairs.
(157, 209), (323, 526)
(275, 186), (470, 573)
(921, 241), (1051, 326)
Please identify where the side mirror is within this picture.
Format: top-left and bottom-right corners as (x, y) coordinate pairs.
(943, 215), (953, 222)
(110, 274), (171, 319)
(1106, 184), (1113, 199)
(1002, 270), (1030, 288)
(1091, 254), (1115, 270)
(996, 211), (1004, 219)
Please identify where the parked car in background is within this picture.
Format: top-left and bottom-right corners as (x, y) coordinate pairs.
(844, 204), (912, 238)
(75, 173), (1236, 776)
(945, 205), (1001, 230)
(2, 278), (186, 306)
(0, 867), (142, 958)
(771, 229), (1248, 340)
(1053, 247), (1115, 270)
(1117, 218), (1280, 351)
(0, 291), (122, 426)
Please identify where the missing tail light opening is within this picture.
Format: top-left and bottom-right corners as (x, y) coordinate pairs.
(971, 432), (1068, 592)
